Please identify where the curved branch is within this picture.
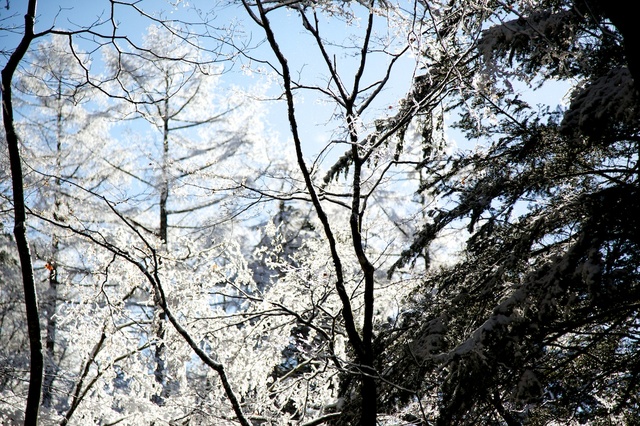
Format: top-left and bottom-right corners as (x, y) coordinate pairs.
(245, 0), (365, 361)
(1, 1), (44, 423)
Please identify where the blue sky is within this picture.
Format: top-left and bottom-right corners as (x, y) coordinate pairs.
(2, 1), (419, 164)
(3, 0), (569, 165)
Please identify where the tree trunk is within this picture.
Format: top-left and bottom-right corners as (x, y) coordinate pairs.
(42, 80), (65, 409)
(41, 263), (58, 408)
(153, 97), (171, 404)
(1, 1), (43, 423)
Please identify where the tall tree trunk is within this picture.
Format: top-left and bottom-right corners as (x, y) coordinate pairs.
(348, 127), (378, 426)
(1, 0), (43, 423)
(154, 96), (171, 404)
(42, 80), (65, 409)
(159, 89), (171, 245)
(41, 261), (58, 408)
(247, 2), (380, 423)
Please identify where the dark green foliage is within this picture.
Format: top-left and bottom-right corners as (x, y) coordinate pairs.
(384, 0), (640, 424)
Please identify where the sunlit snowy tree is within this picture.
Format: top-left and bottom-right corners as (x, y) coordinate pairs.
(236, 0), (472, 423)
(101, 23), (276, 405)
(4, 0), (640, 425)
(12, 34), (122, 412)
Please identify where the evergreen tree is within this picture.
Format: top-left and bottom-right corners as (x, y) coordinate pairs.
(388, 1), (640, 424)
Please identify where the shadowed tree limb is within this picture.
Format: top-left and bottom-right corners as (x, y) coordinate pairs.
(1, 0), (43, 423)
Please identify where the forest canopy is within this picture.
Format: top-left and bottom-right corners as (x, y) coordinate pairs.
(1, 0), (639, 425)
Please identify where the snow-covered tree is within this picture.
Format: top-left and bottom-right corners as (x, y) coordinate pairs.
(236, 0), (473, 424)
(2, 4), (261, 424)
(13, 33), (120, 411)
(387, 0), (640, 424)
(104, 24), (270, 243)
(102, 23), (277, 404)
(0, 231), (29, 422)
(5, 0), (640, 425)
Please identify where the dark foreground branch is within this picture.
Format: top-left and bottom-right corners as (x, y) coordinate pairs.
(1, 0), (43, 423)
